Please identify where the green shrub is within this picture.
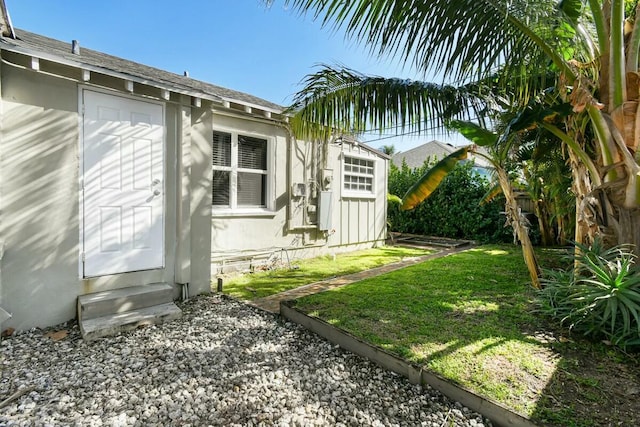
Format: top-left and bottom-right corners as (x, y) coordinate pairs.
(388, 159), (512, 243)
(537, 239), (640, 349)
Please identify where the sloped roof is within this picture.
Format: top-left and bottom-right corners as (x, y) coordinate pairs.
(392, 140), (456, 169)
(0, 29), (284, 112)
(338, 134), (391, 159)
(392, 140), (491, 169)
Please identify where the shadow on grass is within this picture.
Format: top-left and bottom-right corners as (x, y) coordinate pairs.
(221, 246), (434, 300)
(293, 245), (640, 426)
(528, 336), (640, 427)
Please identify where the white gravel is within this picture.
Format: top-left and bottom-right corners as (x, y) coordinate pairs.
(0, 294), (492, 426)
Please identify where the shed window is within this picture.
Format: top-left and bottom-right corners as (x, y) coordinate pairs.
(342, 155), (375, 197)
(212, 131), (270, 210)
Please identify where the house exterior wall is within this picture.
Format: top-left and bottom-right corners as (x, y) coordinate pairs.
(0, 64), (211, 330)
(189, 107), (213, 293)
(210, 112), (388, 273)
(210, 113), (292, 261)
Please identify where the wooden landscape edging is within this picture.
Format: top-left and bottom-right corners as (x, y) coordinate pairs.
(280, 301), (538, 427)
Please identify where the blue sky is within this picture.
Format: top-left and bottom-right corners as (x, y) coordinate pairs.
(7, 0), (466, 152)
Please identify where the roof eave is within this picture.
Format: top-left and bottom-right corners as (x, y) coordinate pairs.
(0, 41), (226, 103)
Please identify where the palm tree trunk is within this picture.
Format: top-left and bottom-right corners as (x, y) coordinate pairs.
(613, 206), (640, 256)
(553, 195), (569, 246)
(496, 169), (542, 289)
(567, 149), (599, 256)
(533, 199), (554, 246)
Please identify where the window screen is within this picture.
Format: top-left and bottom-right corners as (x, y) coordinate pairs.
(212, 171), (230, 206)
(238, 172), (266, 206)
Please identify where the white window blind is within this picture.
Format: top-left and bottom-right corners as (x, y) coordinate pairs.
(213, 132), (231, 167)
(238, 135), (267, 170)
(212, 132), (232, 206)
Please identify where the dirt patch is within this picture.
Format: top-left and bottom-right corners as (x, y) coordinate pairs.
(528, 329), (640, 427)
(482, 352), (557, 415)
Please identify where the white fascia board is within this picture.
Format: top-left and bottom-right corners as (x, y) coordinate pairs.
(218, 96), (283, 115)
(0, 43), (223, 103)
(357, 144), (391, 160)
(212, 107), (285, 126)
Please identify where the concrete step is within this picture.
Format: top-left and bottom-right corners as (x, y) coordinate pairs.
(77, 283), (173, 322)
(80, 302), (182, 341)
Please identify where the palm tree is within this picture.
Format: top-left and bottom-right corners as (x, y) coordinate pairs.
(437, 121), (543, 289)
(379, 144), (396, 156)
(517, 134), (576, 247)
(280, 0), (640, 260)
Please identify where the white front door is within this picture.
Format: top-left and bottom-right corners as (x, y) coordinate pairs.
(82, 90), (165, 277)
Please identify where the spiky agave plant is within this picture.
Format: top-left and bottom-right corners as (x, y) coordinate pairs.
(538, 239), (640, 348)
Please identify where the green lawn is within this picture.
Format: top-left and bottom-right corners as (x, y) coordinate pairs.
(291, 245), (639, 426)
(221, 246), (433, 300)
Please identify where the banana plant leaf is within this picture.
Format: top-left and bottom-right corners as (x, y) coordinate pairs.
(387, 194), (402, 205)
(480, 183), (503, 205)
(504, 101), (573, 134)
(448, 120), (497, 146)
(401, 146), (469, 211)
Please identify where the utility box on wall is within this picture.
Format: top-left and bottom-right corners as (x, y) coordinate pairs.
(291, 183), (307, 197)
(318, 191), (333, 231)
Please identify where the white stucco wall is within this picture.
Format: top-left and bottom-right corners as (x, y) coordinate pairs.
(210, 113), (292, 256)
(210, 112), (388, 273)
(0, 61), (211, 330)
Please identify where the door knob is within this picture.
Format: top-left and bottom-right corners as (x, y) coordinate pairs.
(153, 189), (161, 196)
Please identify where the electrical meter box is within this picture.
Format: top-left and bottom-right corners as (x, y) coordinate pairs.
(318, 191), (333, 231)
(291, 183), (307, 197)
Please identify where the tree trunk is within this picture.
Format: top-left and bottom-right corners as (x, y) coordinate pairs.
(533, 198), (555, 246)
(611, 205), (640, 256)
(553, 195), (569, 246)
(496, 169), (542, 289)
(567, 148), (601, 260)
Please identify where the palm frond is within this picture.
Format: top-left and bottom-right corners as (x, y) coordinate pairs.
(284, 0), (595, 87)
(288, 65), (487, 140)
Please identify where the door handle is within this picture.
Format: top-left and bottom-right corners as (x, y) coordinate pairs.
(153, 189), (161, 196)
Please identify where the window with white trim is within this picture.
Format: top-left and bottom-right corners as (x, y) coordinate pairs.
(212, 130), (270, 209)
(342, 154), (375, 197)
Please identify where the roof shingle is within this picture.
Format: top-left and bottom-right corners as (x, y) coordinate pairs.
(1, 29), (284, 112)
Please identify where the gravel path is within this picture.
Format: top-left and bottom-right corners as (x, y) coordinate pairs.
(1, 295), (491, 426)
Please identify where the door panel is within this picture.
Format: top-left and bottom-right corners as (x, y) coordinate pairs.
(83, 90), (164, 277)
